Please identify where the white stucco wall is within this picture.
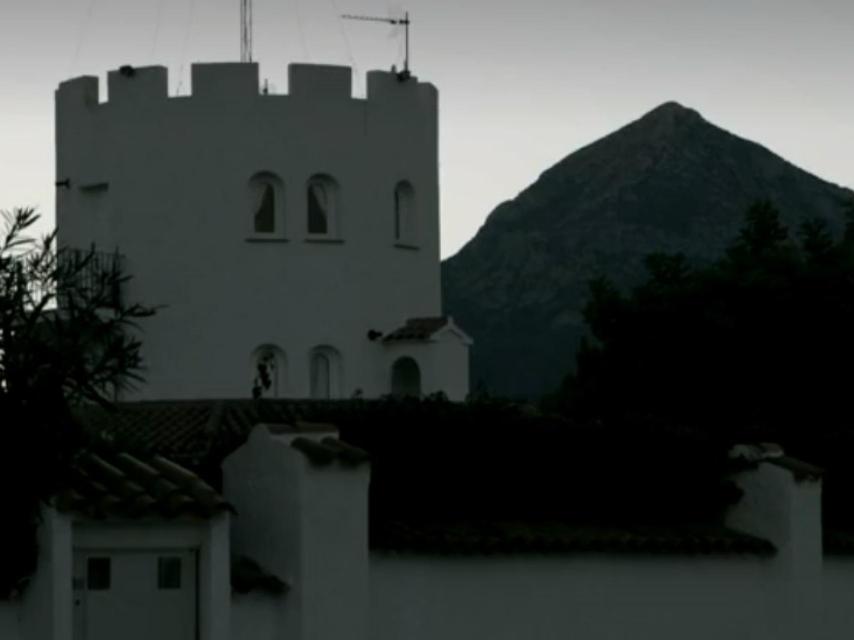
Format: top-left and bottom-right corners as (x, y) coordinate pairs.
(224, 428), (302, 640)
(55, 62), (456, 401)
(0, 602), (22, 640)
(822, 556), (854, 640)
(371, 553), (781, 640)
(381, 331), (469, 401)
(20, 508), (72, 640)
(726, 460), (823, 637)
(230, 594), (279, 640)
(368, 458), (837, 640)
(224, 424), (370, 640)
(428, 328), (471, 400)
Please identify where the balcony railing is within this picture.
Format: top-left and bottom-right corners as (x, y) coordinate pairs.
(57, 247), (126, 309)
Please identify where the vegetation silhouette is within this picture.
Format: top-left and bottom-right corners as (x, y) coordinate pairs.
(549, 199), (854, 529)
(0, 208), (154, 598)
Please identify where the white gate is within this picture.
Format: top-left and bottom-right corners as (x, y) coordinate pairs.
(72, 549), (197, 640)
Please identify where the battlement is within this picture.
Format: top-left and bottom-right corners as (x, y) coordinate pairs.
(56, 62), (436, 110)
(289, 64), (351, 100)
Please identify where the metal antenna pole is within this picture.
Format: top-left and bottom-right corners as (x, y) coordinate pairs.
(341, 12), (412, 79)
(403, 12), (410, 74)
(241, 0), (253, 62)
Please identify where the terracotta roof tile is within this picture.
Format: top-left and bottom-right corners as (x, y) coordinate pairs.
(75, 400), (222, 467)
(371, 521), (775, 556)
(767, 456), (824, 482)
(73, 400), (359, 468)
(231, 555), (289, 596)
(382, 316), (450, 342)
(290, 436), (370, 467)
(54, 450), (232, 520)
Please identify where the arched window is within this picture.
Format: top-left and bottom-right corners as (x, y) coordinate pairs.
(252, 344), (286, 398)
(307, 175), (338, 236)
(309, 346), (342, 399)
(391, 357), (421, 398)
(394, 181), (416, 244)
(249, 173), (284, 236)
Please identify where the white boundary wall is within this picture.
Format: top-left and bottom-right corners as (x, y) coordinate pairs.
(0, 602), (22, 640)
(371, 553), (777, 640)
(822, 557), (854, 638)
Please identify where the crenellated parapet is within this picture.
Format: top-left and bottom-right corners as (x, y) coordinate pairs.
(54, 59), (453, 402)
(55, 62), (436, 110)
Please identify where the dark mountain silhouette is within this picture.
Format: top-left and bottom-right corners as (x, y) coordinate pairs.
(442, 102), (854, 398)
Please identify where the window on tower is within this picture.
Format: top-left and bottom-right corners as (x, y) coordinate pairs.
(255, 184), (275, 233)
(394, 180), (417, 246)
(306, 174), (339, 237)
(248, 172), (284, 238)
(252, 344), (286, 398)
(309, 346), (342, 398)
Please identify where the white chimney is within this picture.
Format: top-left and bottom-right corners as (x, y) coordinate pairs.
(223, 422), (371, 640)
(726, 444), (823, 637)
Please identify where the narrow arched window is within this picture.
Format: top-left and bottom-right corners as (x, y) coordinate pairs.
(307, 175), (338, 236)
(311, 353), (331, 398)
(394, 181), (416, 244)
(255, 184), (275, 233)
(309, 346), (342, 399)
(252, 344), (286, 398)
(249, 173), (284, 236)
(391, 356), (421, 398)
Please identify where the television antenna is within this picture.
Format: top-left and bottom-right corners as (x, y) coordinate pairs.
(240, 0), (253, 62)
(341, 11), (412, 80)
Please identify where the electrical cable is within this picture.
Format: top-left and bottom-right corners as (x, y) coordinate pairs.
(176, 0), (198, 95)
(294, 0), (311, 61)
(150, 0), (166, 61)
(68, 0), (99, 76)
(329, 0), (361, 93)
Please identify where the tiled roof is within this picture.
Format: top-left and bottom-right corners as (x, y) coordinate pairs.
(231, 555), (289, 595)
(75, 399), (376, 469)
(291, 436), (370, 466)
(372, 521), (776, 556)
(767, 456), (824, 482)
(74, 399), (297, 468)
(54, 450), (232, 519)
(72, 399), (776, 556)
(382, 316), (451, 342)
(76, 400), (224, 466)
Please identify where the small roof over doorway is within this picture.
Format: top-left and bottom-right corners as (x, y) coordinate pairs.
(382, 316), (473, 345)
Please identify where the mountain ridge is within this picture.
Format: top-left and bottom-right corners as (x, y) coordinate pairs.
(442, 102), (854, 398)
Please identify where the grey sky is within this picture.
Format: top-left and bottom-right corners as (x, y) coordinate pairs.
(1, 0), (852, 257)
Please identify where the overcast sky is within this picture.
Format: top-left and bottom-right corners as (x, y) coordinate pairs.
(1, 0), (852, 257)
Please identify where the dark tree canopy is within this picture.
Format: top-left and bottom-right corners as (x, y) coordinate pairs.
(551, 199), (854, 527)
(0, 208), (154, 599)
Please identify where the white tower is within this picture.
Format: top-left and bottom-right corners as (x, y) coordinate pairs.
(55, 63), (471, 401)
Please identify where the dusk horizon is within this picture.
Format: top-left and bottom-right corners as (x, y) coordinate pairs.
(3, 3), (854, 640)
(2, 0), (853, 257)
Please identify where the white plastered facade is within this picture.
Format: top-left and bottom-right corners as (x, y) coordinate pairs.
(55, 62), (469, 401)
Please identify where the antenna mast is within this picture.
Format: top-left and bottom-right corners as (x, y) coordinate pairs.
(341, 11), (411, 79)
(240, 0), (253, 62)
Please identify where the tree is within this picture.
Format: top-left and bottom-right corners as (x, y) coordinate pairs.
(550, 199), (854, 526)
(0, 207), (154, 598)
